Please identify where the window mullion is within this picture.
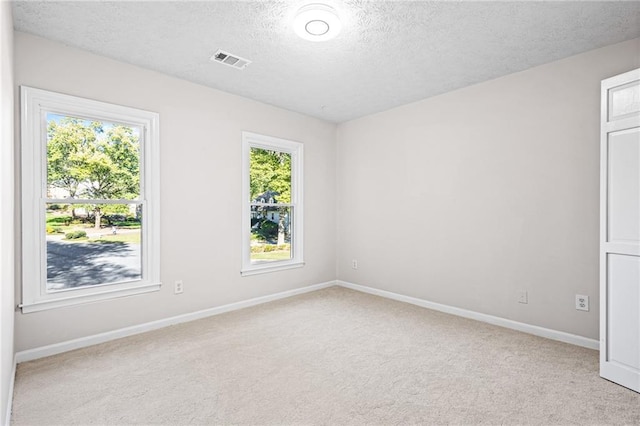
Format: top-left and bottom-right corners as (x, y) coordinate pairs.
(45, 198), (142, 205)
(249, 203), (294, 208)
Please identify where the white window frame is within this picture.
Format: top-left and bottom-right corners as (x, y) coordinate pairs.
(241, 132), (304, 276)
(20, 86), (161, 313)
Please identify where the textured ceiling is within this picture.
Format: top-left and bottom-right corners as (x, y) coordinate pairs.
(11, 1), (640, 123)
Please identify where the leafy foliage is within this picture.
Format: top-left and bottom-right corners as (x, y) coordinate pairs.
(253, 219), (279, 241)
(250, 243), (290, 253)
(47, 116), (140, 200)
(46, 116), (140, 228)
(46, 215), (72, 225)
(45, 225), (62, 235)
(249, 148), (291, 203)
(64, 230), (87, 240)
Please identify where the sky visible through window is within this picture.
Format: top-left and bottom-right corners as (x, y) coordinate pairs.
(46, 112), (141, 138)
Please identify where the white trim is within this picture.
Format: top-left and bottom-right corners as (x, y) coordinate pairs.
(4, 356), (15, 426)
(20, 86), (161, 311)
(337, 280), (599, 350)
(241, 131), (304, 276)
(15, 281), (336, 363)
(241, 261), (305, 277)
(19, 283), (161, 313)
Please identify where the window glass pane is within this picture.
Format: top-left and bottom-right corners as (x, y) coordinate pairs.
(46, 113), (141, 200)
(250, 206), (292, 263)
(249, 147), (291, 203)
(45, 203), (142, 291)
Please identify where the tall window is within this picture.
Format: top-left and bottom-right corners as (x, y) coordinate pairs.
(20, 87), (160, 312)
(241, 132), (303, 276)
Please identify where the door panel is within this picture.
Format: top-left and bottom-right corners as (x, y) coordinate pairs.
(608, 128), (640, 243)
(607, 254), (640, 371)
(608, 81), (640, 120)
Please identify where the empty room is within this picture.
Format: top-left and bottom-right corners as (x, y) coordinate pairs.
(1, 0), (640, 424)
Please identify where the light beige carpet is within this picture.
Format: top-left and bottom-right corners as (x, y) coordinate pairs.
(11, 286), (640, 425)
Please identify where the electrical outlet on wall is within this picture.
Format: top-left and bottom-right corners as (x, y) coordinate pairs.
(352, 259), (358, 269)
(576, 295), (589, 311)
(174, 280), (184, 294)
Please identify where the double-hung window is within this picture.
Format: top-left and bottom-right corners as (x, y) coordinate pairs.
(20, 87), (160, 312)
(241, 132), (304, 275)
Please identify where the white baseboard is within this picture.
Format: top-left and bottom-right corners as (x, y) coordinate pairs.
(337, 280), (599, 350)
(15, 280), (336, 363)
(4, 355), (16, 426)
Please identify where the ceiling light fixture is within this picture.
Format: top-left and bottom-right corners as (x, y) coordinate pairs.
(293, 4), (342, 42)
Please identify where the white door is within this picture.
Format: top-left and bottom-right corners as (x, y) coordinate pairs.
(600, 68), (640, 393)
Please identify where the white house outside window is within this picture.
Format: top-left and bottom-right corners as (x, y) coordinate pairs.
(20, 87), (160, 312)
(241, 132), (304, 276)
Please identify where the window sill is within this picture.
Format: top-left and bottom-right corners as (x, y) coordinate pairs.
(241, 261), (305, 277)
(19, 282), (162, 313)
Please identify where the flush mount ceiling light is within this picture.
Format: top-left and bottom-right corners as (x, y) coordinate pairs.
(293, 3), (342, 42)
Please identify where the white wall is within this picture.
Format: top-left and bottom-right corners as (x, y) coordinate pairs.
(336, 38), (640, 340)
(13, 32), (337, 351)
(10, 29), (640, 352)
(0, 2), (15, 423)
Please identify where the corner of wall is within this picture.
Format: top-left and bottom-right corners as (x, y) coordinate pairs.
(1, 2), (16, 424)
(331, 38), (640, 341)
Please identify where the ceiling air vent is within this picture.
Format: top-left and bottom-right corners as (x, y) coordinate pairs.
(211, 50), (251, 70)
